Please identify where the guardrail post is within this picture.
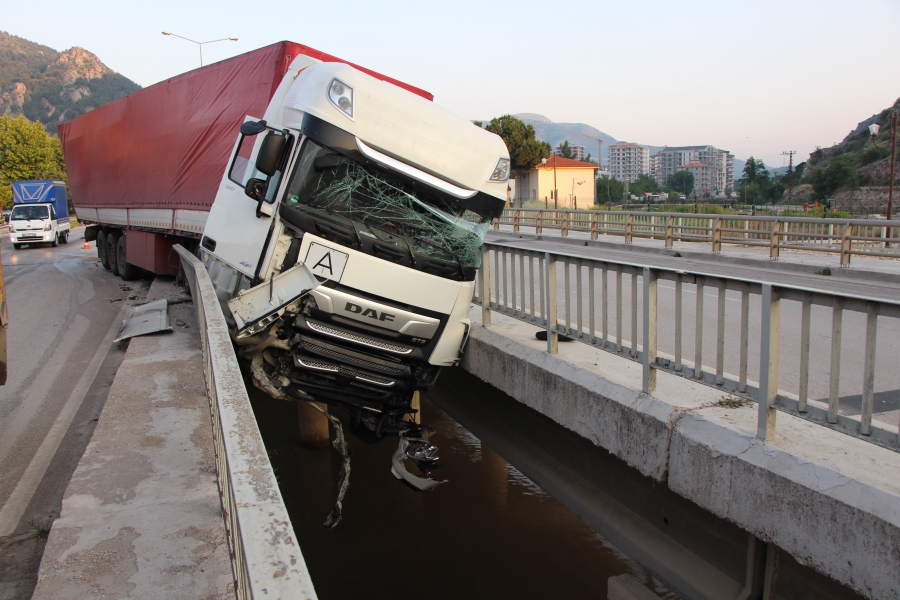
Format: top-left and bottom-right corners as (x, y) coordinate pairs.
(493, 217), (499, 231)
(480, 246), (491, 327)
(545, 252), (558, 353)
(513, 209), (521, 233)
(712, 217), (722, 253)
(860, 303), (878, 435)
(590, 211), (599, 240)
(642, 267), (657, 393)
(536, 211), (543, 235)
(757, 284), (780, 441)
(625, 213), (634, 244)
(665, 216), (675, 248)
(769, 220), (782, 260)
(561, 210), (569, 237)
(840, 223), (852, 266)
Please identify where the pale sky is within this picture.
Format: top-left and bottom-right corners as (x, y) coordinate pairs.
(6, 0), (900, 166)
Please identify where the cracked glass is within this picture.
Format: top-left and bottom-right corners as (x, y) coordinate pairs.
(282, 139), (489, 270)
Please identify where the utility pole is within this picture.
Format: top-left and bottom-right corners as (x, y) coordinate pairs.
(781, 150), (796, 204)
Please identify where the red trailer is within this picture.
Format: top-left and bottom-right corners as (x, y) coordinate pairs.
(60, 41), (431, 278)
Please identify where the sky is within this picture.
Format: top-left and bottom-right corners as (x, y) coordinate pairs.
(5, 0), (900, 167)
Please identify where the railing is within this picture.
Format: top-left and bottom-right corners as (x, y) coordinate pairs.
(174, 245), (318, 600)
(474, 241), (900, 450)
(496, 209), (900, 266)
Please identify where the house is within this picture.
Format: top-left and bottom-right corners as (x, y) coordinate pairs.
(515, 156), (597, 209)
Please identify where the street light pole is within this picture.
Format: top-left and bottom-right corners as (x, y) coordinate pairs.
(869, 112), (898, 221)
(162, 32), (238, 67)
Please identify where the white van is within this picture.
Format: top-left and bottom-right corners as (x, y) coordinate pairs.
(8, 203), (71, 249)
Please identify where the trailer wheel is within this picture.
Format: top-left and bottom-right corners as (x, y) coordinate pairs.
(116, 235), (141, 281)
(97, 230), (110, 269)
(107, 231), (121, 276)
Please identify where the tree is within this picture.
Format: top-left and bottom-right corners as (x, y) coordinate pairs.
(558, 140), (572, 158)
(0, 115), (66, 209)
(596, 175), (624, 205)
(666, 170), (694, 197)
(629, 173), (659, 197)
(810, 155), (858, 200)
(483, 115), (551, 175)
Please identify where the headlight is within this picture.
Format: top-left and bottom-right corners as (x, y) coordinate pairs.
(489, 158), (510, 182)
(44, 223), (52, 231)
(328, 78), (354, 119)
(8, 225), (15, 233)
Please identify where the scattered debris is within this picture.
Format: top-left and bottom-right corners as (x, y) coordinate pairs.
(391, 426), (445, 492)
(174, 317), (189, 328)
(114, 299), (173, 343)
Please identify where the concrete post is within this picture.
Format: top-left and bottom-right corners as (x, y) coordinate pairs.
(298, 402), (330, 449)
(403, 391), (422, 425)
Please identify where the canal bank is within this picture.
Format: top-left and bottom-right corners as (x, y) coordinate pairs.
(459, 306), (898, 600)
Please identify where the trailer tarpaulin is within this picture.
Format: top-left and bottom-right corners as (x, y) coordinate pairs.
(60, 41), (431, 213)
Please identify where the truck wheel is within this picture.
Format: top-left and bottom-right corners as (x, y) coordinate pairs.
(116, 235), (141, 281)
(60, 231), (69, 244)
(97, 230), (110, 269)
(13, 244), (21, 250)
(107, 232), (121, 276)
(51, 234), (58, 248)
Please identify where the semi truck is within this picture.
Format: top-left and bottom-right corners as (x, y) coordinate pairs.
(60, 42), (509, 474)
(9, 180), (71, 249)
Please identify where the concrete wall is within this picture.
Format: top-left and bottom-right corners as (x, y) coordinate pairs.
(459, 307), (900, 600)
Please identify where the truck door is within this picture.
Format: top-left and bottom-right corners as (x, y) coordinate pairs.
(203, 122), (296, 278)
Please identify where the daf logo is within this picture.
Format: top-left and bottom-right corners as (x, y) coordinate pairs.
(345, 302), (395, 322)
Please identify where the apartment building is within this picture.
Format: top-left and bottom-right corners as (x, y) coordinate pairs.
(554, 143), (586, 161)
(608, 142), (650, 183)
(649, 145), (735, 194)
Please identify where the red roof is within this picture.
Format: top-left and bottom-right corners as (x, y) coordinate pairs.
(534, 156), (597, 169)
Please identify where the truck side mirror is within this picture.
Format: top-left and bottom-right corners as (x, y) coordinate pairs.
(240, 120), (267, 136)
(314, 154), (342, 172)
(255, 132), (286, 177)
(246, 178), (267, 202)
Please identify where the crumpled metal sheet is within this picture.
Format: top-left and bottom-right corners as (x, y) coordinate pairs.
(114, 299), (173, 343)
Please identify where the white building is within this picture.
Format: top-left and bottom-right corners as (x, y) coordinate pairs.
(649, 145), (735, 194)
(554, 142), (586, 161)
(608, 142), (650, 183)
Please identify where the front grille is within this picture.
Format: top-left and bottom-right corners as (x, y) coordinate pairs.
(306, 320), (412, 354)
(295, 357), (396, 387)
(300, 339), (406, 374)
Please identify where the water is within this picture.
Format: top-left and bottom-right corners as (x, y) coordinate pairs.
(249, 377), (674, 600)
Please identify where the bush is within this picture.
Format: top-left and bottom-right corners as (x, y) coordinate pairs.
(860, 145), (889, 166)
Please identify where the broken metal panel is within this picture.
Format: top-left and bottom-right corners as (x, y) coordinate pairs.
(391, 433), (445, 492)
(114, 299), (173, 343)
(228, 261), (320, 338)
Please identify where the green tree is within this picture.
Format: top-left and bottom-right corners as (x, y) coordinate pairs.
(596, 175), (624, 205)
(811, 155), (858, 200)
(666, 170), (694, 197)
(629, 173), (659, 197)
(558, 140), (572, 158)
(484, 115), (551, 175)
(0, 115), (66, 209)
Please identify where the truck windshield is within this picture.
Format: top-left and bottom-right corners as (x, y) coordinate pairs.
(282, 139), (490, 270)
(11, 205), (49, 221)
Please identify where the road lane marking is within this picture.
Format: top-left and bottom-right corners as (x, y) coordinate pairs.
(0, 305), (123, 536)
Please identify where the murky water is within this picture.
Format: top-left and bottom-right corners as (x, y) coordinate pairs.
(249, 377), (674, 600)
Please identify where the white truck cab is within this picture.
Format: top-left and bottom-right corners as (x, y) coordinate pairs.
(200, 57), (509, 444)
(9, 180), (71, 249)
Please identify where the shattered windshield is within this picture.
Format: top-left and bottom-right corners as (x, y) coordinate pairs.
(11, 205), (49, 221)
(282, 139), (489, 271)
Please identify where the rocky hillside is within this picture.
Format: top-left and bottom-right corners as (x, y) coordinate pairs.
(798, 97), (899, 210)
(0, 31), (140, 134)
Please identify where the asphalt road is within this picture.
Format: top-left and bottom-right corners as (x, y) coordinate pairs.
(487, 233), (900, 426)
(0, 231), (149, 600)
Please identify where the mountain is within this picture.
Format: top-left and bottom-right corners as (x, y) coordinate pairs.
(511, 113), (618, 163)
(0, 31), (140, 134)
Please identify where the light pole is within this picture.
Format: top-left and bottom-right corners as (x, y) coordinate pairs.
(869, 112), (898, 222)
(162, 32), (238, 67)
(542, 156), (558, 209)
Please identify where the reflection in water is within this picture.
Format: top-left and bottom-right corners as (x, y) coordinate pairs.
(250, 387), (671, 600)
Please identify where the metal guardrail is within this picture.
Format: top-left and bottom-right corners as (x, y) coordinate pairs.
(496, 209), (900, 266)
(474, 241), (900, 450)
(174, 245), (318, 600)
